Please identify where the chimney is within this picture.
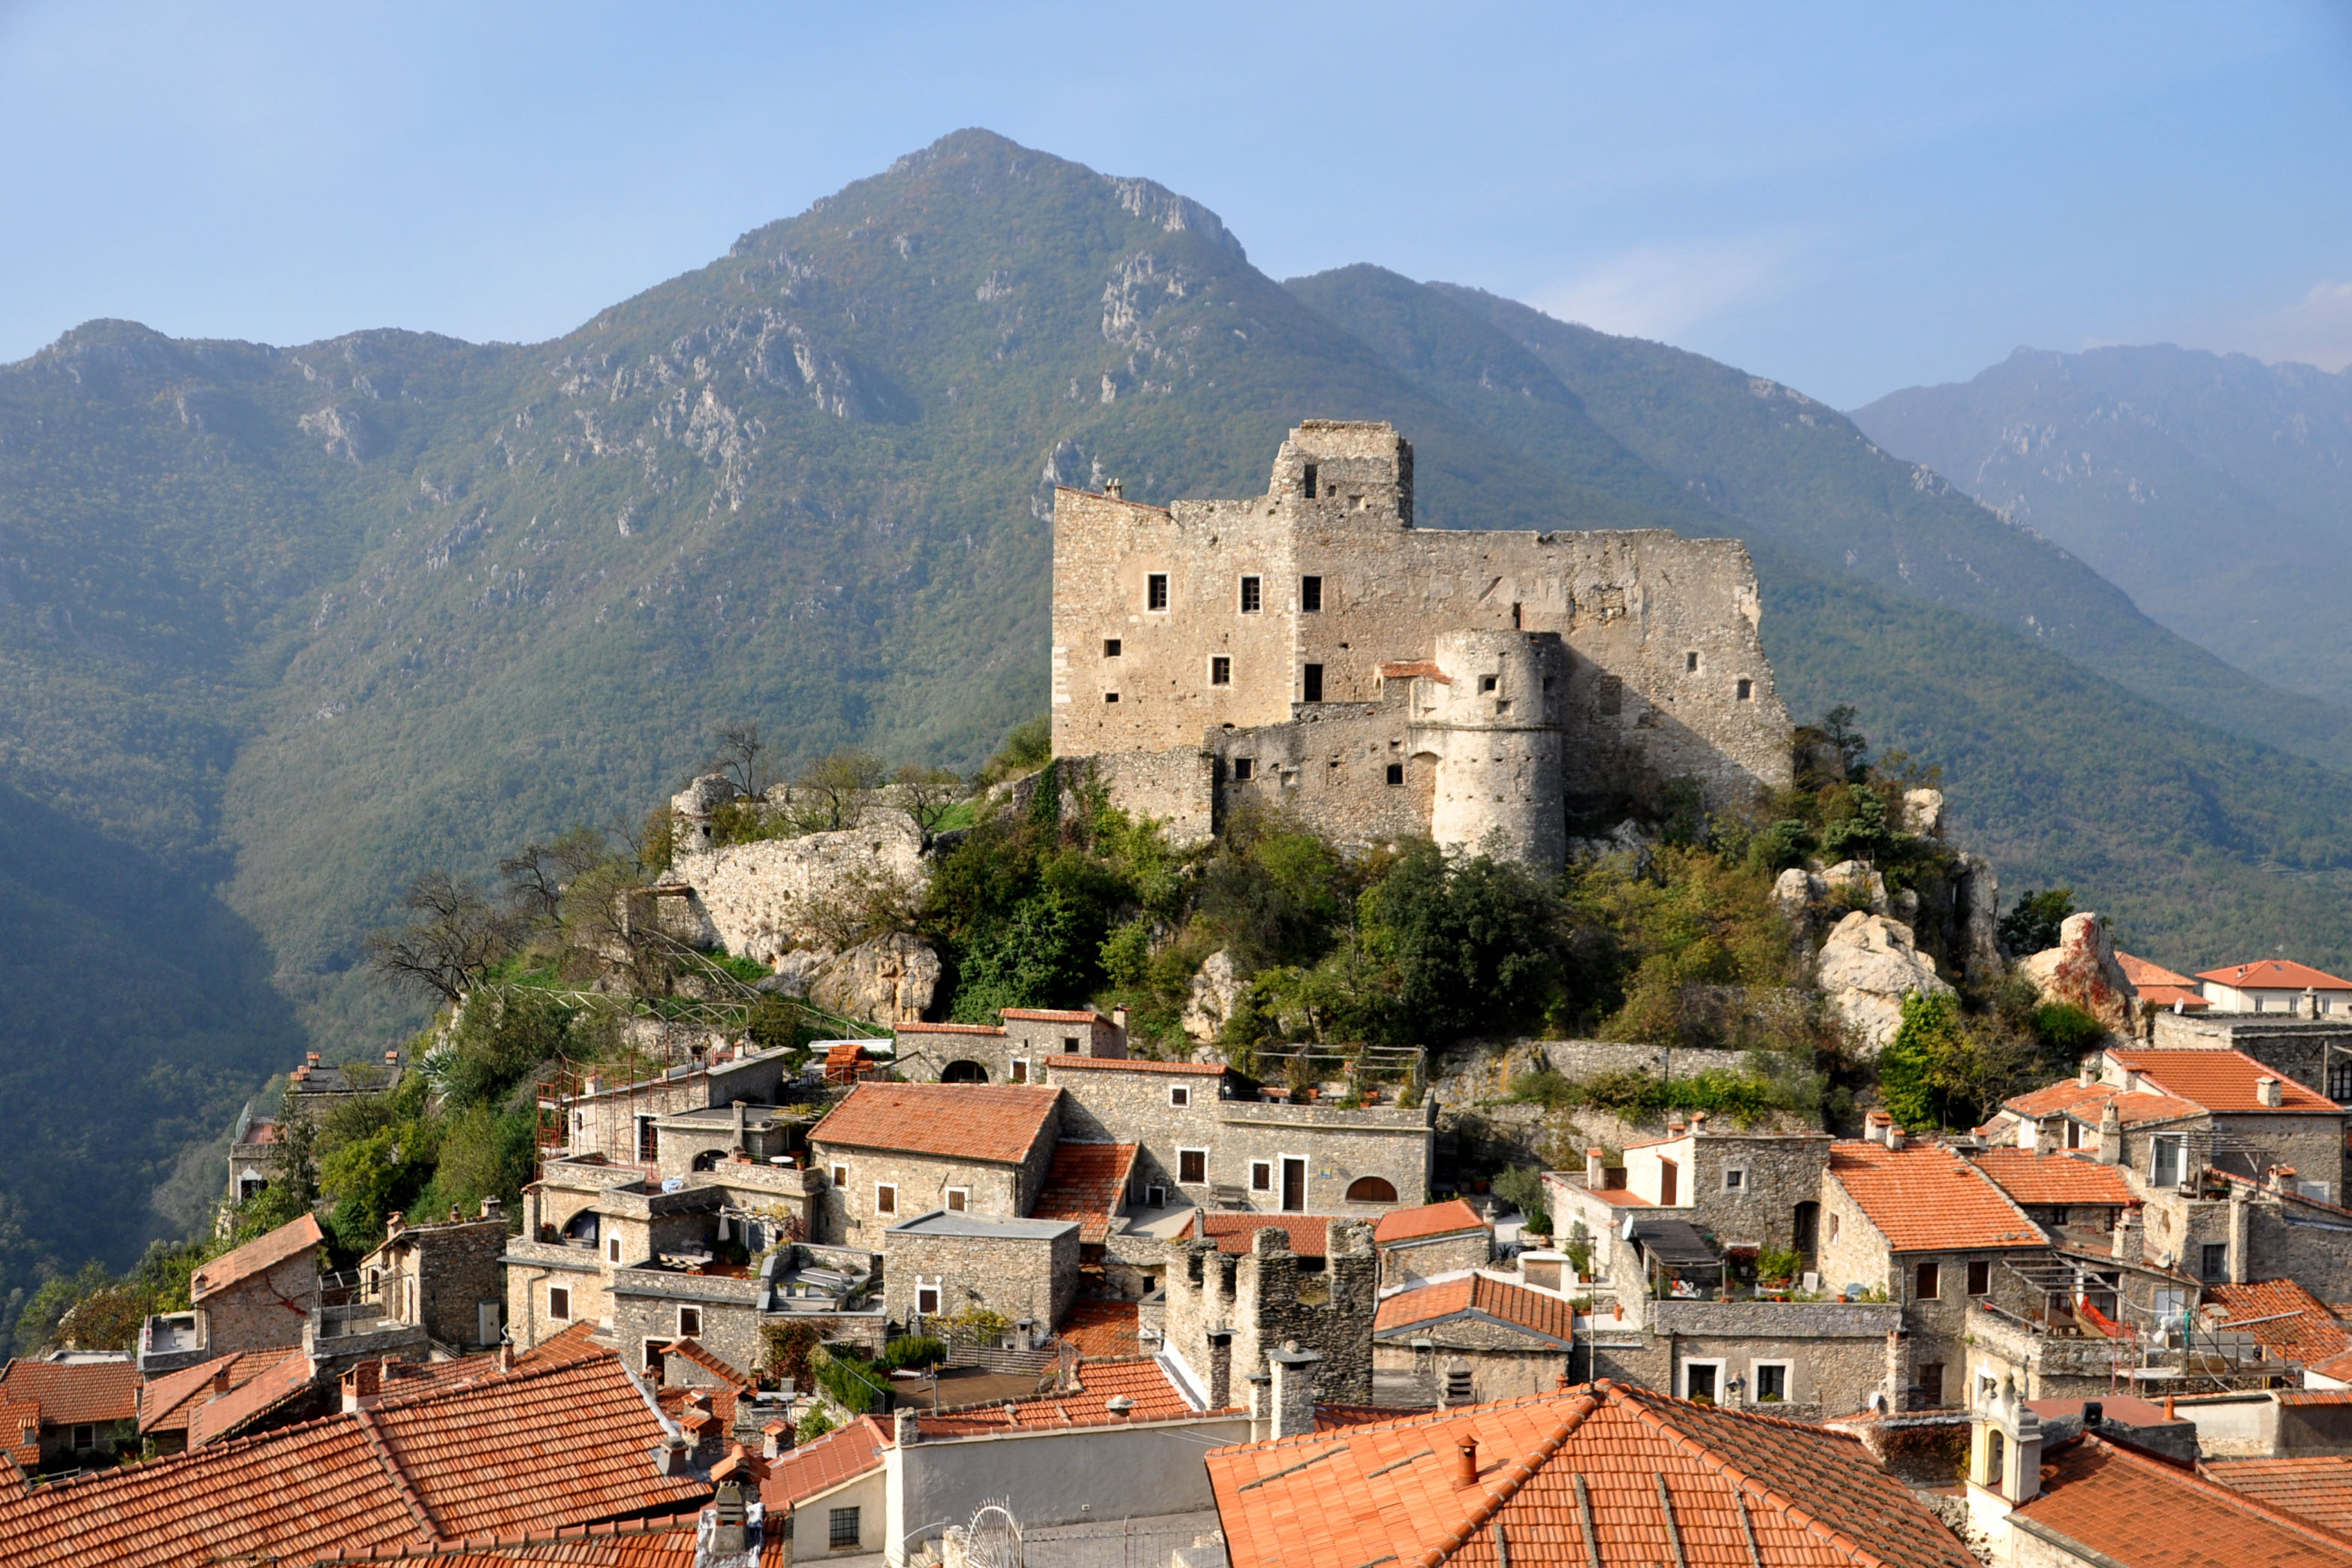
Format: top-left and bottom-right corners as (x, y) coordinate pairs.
(1666, 1112), (1687, 1135)
(2112, 1208), (2144, 1265)
(308, 1051), (321, 1066)
(651, 1434), (692, 1476)
(2257, 1076), (2284, 1108)
(1268, 1341), (1322, 1441)
(1105, 478), (1124, 499)
(1885, 1123), (1906, 1151)
(2269, 1165), (2298, 1194)
(1586, 1148), (1608, 1187)
(1205, 1326), (1234, 1411)
(211, 1361), (234, 1396)
(384, 1049), (400, 1066)
(342, 1361), (381, 1413)
(1454, 1435), (1480, 1488)
(710, 1479), (749, 1553)
(479, 1196), (502, 1220)
(2096, 1103), (2122, 1165)
(384, 1211), (404, 1237)
(1864, 1111), (1892, 1146)
(1111, 1005), (1129, 1036)
(498, 1336), (515, 1374)
(894, 1407), (919, 1446)
(763, 1417), (792, 1459)
(1689, 1111), (1708, 1135)
(1245, 1372), (1272, 1443)
(2079, 1066), (2095, 1087)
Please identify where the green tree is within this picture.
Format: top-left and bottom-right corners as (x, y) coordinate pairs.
(1999, 888), (2076, 957)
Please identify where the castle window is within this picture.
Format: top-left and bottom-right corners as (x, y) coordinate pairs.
(1736, 678), (1753, 701)
(1303, 664), (1324, 702)
(1233, 758), (1254, 782)
(1211, 657), (1232, 686)
(1686, 651), (1699, 673)
(1597, 675), (1624, 715)
(1511, 602), (1522, 629)
(1104, 691), (1120, 702)
(1302, 463), (1318, 498)
(1239, 575), (1262, 614)
(1480, 674), (1497, 694)
(1104, 638), (1121, 657)
(1386, 763), (1404, 786)
(1301, 575), (1323, 612)
(1147, 574), (1168, 611)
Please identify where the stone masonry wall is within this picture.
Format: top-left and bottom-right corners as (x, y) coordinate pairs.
(665, 811), (928, 965)
(375, 1215), (508, 1349)
(611, 1277), (764, 1380)
(201, 1248), (321, 1356)
(807, 1148), (1033, 1249)
(881, 1223), (1078, 1331)
(1379, 1230), (1492, 1287)
(1161, 1220), (1377, 1405)
(502, 1247), (607, 1351)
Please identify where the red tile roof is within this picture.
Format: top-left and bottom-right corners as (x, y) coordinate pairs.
(917, 1355), (1220, 1437)
(138, 1349), (295, 1435)
(2198, 959), (2352, 992)
(2016, 1433), (2352, 1566)
(2203, 1280), (2352, 1365)
(2003, 1078), (2205, 1126)
(186, 1346), (317, 1448)
(1380, 660), (1452, 684)
(0, 1358), (137, 1428)
(309, 1515), (787, 1566)
(1031, 1142), (1137, 1242)
(2118, 951), (2203, 991)
(1057, 1300), (1141, 1358)
(0, 1351), (708, 1566)
(1969, 1148), (2141, 1209)
(809, 1082), (1061, 1165)
(761, 1414), (888, 1510)
(2208, 1455), (2352, 1541)
(2, 1398), (38, 1469)
(1185, 1213), (1337, 1257)
(1207, 1380), (1977, 1568)
(1828, 1140), (2045, 1253)
(891, 1021), (1006, 1036)
(1374, 1199), (1490, 1246)
(2139, 984), (2215, 1011)
(1374, 1275), (1574, 1345)
(1002, 1008), (1117, 1024)
(1045, 1055), (1228, 1075)
(2112, 1049), (2343, 1112)
(662, 1337), (755, 1390)
(189, 1211), (325, 1300)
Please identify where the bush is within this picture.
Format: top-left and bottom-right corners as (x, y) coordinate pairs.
(1999, 888), (2075, 957)
(764, 1321), (819, 1388)
(796, 1407), (837, 1443)
(881, 1334), (946, 1370)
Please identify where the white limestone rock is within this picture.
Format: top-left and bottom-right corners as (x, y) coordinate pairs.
(1181, 949), (1247, 1043)
(752, 950), (827, 998)
(1815, 911), (1955, 1053)
(1820, 859), (1889, 915)
(1902, 788), (1945, 839)
(1773, 867), (1826, 922)
(807, 931), (940, 1024)
(2019, 912), (2138, 1034)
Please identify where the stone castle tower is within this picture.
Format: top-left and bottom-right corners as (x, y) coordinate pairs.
(1049, 420), (1793, 867)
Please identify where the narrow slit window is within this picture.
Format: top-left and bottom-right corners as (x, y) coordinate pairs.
(1104, 691), (1120, 703)
(1302, 463), (1318, 498)
(1480, 674), (1498, 694)
(1302, 664), (1324, 702)
(1239, 575), (1262, 614)
(1735, 677), (1753, 701)
(1104, 638), (1121, 657)
(1211, 656), (1232, 686)
(1301, 574), (1323, 613)
(1386, 763), (1404, 786)
(1511, 602), (1522, 629)
(1147, 574), (1168, 611)
(1686, 651), (1699, 673)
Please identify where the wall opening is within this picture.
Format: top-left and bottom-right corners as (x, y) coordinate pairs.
(1735, 678), (1753, 701)
(1239, 575), (1262, 614)
(1147, 573), (1168, 611)
(941, 1060), (990, 1083)
(1346, 1176), (1398, 1202)
(1211, 656), (1232, 686)
(1301, 574), (1323, 613)
(1302, 664), (1324, 702)
(1302, 463), (1318, 498)
(1104, 638), (1120, 657)
(1233, 758), (1254, 782)
(1386, 763), (1404, 786)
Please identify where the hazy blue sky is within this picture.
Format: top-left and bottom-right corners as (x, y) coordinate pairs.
(3, 2), (2347, 405)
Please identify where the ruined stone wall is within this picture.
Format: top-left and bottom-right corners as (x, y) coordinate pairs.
(880, 1223), (1077, 1331)
(1208, 692), (1440, 853)
(665, 812), (928, 964)
(1076, 751), (1217, 846)
(1378, 1230), (1492, 1287)
(1160, 1220), (1377, 1404)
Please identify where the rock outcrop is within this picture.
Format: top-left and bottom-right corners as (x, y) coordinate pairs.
(1954, 852), (2001, 979)
(1902, 788), (1945, 838)
(665, 810), (929, 962)
(2019, 912), (2138, 1034)
(807, 932), (941, 1024)
(1815, 911), (1955, 1052)
(1181, 950), (1247, 1043)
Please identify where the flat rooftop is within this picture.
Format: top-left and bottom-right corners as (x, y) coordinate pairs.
(885, 1211), (1078, 1241)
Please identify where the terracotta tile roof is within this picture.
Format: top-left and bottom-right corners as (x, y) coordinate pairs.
(1380, 659), (1452, 684)
(2112, 1049), (2344, 1112)
(1185, 1213), (1337, 1257)
(761, 1413), (888, 1509)
(656, 1383), (740, 1430)
(2, 1398), (38, 1469)
(138, 1349), (294, 1435)
(1316, 1403), (1416, 1431)
(1031, 1142), (1136, 1242)
(1579, 1184), (1654, 1208)
(662, 1337), (755, 1389)
(1045, 1054), (1229, 1075)
(1375, 1199), (1491, 1246)
(0, 1358), (137, 1428)
(2016, 1433), (2352, 1566)
(190, 1211), (325, 1300)
(186, 1346), (318, 1447)
(1374, 1275), (1574, 1345)
(1207, 1379), (1977, 1568)
(2139, 984), (2215, 1010)
(1057, 1300), (1141, 1358)
(2199, 959), (2352, 992)
(809, 1082), (1061, 1165)
(1827, 1140), (2044, 1253)
(1969, 1148), (2141, 1208)
(1001, 1008), (1117, 1024)
(2118, 951), (2203, 991)
(2206, 1455), (2352, 1543)
(2278, 1389), (2352, 1407)
(309, 1514), (789, 1566)
(891, 1021), (1006, 1036)
(0, 1352), (708, 1566)
(2203, 1280), (2352, 1364)
(917, 1355), (1220, 1437)
(2003, 1078), (2204, 1126)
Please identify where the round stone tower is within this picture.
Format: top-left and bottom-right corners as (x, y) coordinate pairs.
(1425, 630), (1567, 872)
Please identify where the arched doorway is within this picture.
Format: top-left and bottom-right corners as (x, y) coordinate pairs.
(1346, 1176), (1399, 1203)
(941, 1060), (991, 1084)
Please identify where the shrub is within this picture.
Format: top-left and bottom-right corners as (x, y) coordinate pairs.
(881, 1334), (946, 1371)
(1999, 888), (2076, 957)
(764, 1321), (819, 1388)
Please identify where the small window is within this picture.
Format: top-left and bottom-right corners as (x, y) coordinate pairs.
(1147, 574), (1168, 611)
(831, 1164), (848, 1188)
(1302, 463), (1318, 498)
(1009, 1060), (1029, 1083)
(1146, 1184), (1168, 1208)
(1211, 656), (1232, 686)
(71, 1424), (94, 1452)
(2151, 1135), (2184, 1187)
(1723, 1168), (1747, 1193)
(1685, 651), (1699, 673)
(1179, 1148), (1208, 1184)
(830, 1506), (862, 1550)
(917, 1285), (940, 1316)
(1251, 1161), (1273, 1193)
(1233, 757), (1254, 782)
(1753, 1362), (1789, 1403)
(1916, 1362), (1946, 1405)
(572, 1110), (583, 1130)
(1240, 575), (1262, 614)
(1302, 664), (1323, 702)
(1301, 575), (1322, 613)
(608, 1237), (622, 1264)
(549, 1286), (571, 1321)
(1735, 677), (1753, 701)
(945, 1187), (968, 1212)
(1968, 1260), (1992, 1295)
(1170, 1085), (1193, 1108)
(876, 1184), (897, 1217)
(679, 1305), (703, 1339)
(2330, 1060), (2352, 1102)
(1104, 691), (1120, 704)
(1104, 638), (1121, 657)
(1916, 1261), (1940, 1300)
(1062, 1036), (1080, 1054)
(1479, 674), (1498, 693)
(2200, 1242), (2228, 1281)
(1385, 763), (1404, 786)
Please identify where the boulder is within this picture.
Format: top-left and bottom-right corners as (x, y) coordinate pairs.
(752, 951), (827, 999)
(808, 932), (941, 1024)
(2019, 912), (2138, 1034)
(1566, 819), (1654, 876)
(1181, 950), (1247, 1043)
(1820, 860), (1889, 915)
(1954, 853), (2001, 980)
(1815, 911), (1955, 1053)
(1772, 867), (1826, 923)
(668, 810), (928, 959)
(1902, 788), (1945, 839)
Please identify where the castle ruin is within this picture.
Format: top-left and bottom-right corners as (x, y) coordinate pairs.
(1051, 420), (1794, 867)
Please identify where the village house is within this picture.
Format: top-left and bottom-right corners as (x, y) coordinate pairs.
(760, 1413), (890, 1557)
(1371, 1198), (1493, 1286)
(0, 1353), (136, 1475)
(882, 1210), (1080, 1331)
(2117, 952), (2212, 1013)
(807, 1081), (1063, 1247)
(353, 1201), (511, 1352)
(889, 1005), (1131, 1083)
(1370, 1271), (1574, 1402)
(2197, 958), (2352, 1017)
(2149, 1003), (2352, 1105)
(138, 1213), (324, 1376)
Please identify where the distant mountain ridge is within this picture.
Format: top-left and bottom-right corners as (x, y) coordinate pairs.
(1852, 344), (2352, 704)
(6, 128), (2352, 1308)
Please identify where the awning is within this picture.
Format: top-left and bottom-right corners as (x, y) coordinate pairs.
(1627, 1217), (1720, 1268)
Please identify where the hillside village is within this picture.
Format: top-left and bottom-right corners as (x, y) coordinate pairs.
(13, 424), (2352, 1567)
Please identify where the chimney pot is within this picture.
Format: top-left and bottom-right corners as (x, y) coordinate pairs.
(385, 1211), (404, 1235)
(2257, 1076), (2284, 1108)
(498, 1337), (515, 1374)
(894, 1407), (920, 1446)
(308, 1051), (321, 1066)
(342, 1361), (381, 1413)
(384, 1049), (399, 1065)
(1690, 1111), (1708, 1133)
(479, 1196), (502, 1220)
(1105, 478), (1124, 499)
(1455, 1437), (1480, 1488)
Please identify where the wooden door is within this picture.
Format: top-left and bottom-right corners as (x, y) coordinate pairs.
(1281, 1157), (1306, 1213)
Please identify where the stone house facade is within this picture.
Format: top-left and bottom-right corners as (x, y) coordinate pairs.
(2150, 1009), (2352, 1105)
(1586, 1298), (1907, 1419)
(358, 1205), (508, 1352)
(1160, 1220), (1378, 1407)
(561, 1043), (809, 1168)
(891, 1007), (1129, 1084)
(807, 1083), (1063, 1248)
(882, 1212), (1080, 1331)
(1371, 1200), (1493, 1288)
(1370, 1272), (1573, 1401)
(1616, 1118), (1835, 1262)
(188, 1214), (325, 1358)
(1049, 420), (1795, 861)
